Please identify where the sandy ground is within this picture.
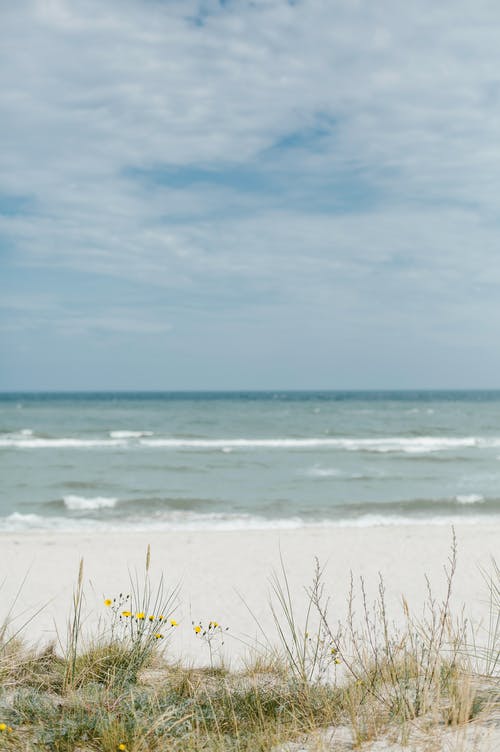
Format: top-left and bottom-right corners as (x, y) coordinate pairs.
(0, 524), (498, 665)
(278, 720), (500, 752)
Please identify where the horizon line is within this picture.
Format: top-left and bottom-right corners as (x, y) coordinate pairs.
(1, 388), (500, 395)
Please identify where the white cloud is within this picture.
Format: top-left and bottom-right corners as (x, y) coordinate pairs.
(2, 0), (500, 386)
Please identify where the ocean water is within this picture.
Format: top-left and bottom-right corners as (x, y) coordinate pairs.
(1, 391), (500, 532)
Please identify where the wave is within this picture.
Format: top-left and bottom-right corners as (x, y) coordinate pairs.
(2, 513), (109, 531)
(139, 437), (487, 452)
(305, 467), (341, 478)
(2, 434), (500, 454)
(45, 493), (499, 517)
(0, 438), (127, 448)
(0, 428), (34, 436)
(63, 495), (118, 511)
(306, 496), (498, 517)
(455, 494), (484, 505)
(304, 466), (377, 479)
(332, 513), (499, 527)
(109, 430), (153, 438)
(2, 510), (499, 533)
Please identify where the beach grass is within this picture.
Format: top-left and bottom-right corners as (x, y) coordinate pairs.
(0, 542), (498, 751)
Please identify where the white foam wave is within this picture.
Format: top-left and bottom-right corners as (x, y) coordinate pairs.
(0, 428), (34, 439)
(455, 494), (484, 505)
(109, 430), (153, 438)
(305, 466), (341, 478)
(332, 514), (496, 527)
(0, 438), (127, 448)
(63, 495), (118, 511)
(5, 512), (46, 528)
(2, 434), (500, 453)
(1, 510), (498, 533)
(140, 437), (484, 453)
(3, 513), (104, 531)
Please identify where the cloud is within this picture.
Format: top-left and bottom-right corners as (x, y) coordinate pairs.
(2, 0), (500, 386)
(0, 294), (172, 337)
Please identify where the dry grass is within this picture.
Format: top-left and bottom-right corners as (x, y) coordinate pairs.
(0, 539), (498, 752)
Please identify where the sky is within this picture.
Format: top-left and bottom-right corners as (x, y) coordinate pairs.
(2, 0), (500, 391)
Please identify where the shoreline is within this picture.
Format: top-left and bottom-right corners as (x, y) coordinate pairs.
(2, 511), (499, 534)
(1, 523), (497, 664)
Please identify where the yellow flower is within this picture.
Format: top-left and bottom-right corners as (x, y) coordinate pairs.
(194, 625), (201, 634)
(154, 633), (164, 639)
(122, 610), (132, 617)
(104, 599), (112, 607)
(118, 745), (127, 751)
(0, 724), (6, 732)
(158, 615), (164, 621)
(136, 612), (145, 620)
(148, 615), (155, 622)
(170, 619), (178, 627)
(334, 658), (341, 665)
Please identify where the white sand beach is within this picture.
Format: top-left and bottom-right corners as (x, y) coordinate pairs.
(1, 523), (497, 665)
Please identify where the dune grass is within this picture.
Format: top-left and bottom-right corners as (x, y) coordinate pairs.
(0, 540), (498, 751)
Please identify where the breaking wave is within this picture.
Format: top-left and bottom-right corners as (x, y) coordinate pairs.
(1, 510), (498, 533)
(139, 437), (494, 453)
(63, 495), (118, 511)
(109, 430), (153, 438)
(0, 437), (127, 448)
(455, 494), (485, 505)
(2, 434), (500, 454)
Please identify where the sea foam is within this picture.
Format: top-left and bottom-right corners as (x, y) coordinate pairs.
(1, 510), (498, 534)
(305, 466), (341, 478)
(455, 494), (485, 505)
(109, 430), (153, 438)
(0, 438), (127, 448)
(1, 434), (499, 453)
(63, 495), (118, 511)
(140, 437), (483, 453)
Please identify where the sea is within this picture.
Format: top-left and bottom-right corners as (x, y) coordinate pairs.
(1, 391), (500, 532)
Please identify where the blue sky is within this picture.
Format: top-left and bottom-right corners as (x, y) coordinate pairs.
(2, 0), (500, 390)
